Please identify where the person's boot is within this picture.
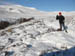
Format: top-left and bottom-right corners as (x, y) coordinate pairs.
(57, 28), (62, 31)
(65, 30), (68, 33)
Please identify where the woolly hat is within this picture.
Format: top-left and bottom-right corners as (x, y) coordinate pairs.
(59, 12), (62, 15)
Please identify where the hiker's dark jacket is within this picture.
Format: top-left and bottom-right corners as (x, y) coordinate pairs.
(56, 15), (65, 23)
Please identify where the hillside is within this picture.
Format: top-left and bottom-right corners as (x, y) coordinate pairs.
(0, 5), (75, 56)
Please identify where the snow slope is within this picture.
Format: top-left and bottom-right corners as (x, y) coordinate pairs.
(0, 5), (75, 56)
(0, 17), (75, 56)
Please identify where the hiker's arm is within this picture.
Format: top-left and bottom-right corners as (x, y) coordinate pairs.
(63, 16), (65, 22)
(56, 15), (59, 20)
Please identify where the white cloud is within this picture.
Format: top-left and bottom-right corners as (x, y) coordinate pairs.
(30, 7), (36, 10)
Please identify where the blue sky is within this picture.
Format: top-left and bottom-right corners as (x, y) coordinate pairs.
(0, 0), (75, 11)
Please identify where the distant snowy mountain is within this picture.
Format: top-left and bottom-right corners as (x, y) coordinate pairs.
(0, 5), (75, 21)
(0, 5), (49, 22)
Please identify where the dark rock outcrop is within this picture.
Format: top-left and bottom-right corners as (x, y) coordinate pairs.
(17, 17), (34, 23)
(0, 21), (10, 30)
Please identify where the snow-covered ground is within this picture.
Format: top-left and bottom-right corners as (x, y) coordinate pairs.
(0, 5), (75, 56)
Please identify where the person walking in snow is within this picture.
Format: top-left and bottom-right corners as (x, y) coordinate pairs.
(56, 12), (67, 32)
